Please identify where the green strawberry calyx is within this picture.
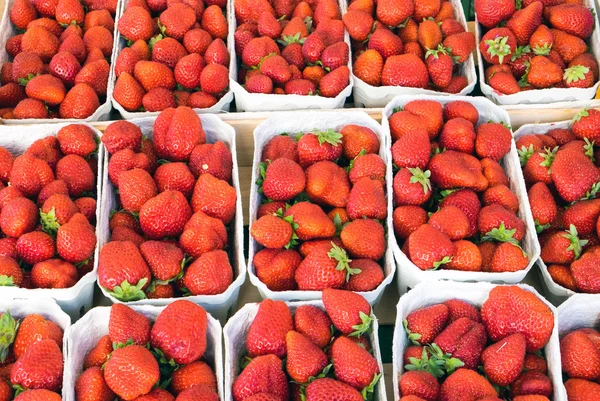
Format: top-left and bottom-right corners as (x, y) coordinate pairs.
(0, 275), (15, 287)
(350, 311), (374, 337)
(279, 213), (299, 249)
(361, 373), (381, 400)
(564, 224), (587, 260)
(278, 32), (306, 46)
(346, 149), (367, 172)
(532, 43), (552, 56)
(328, 242), (358, 281)
(402, 319), (422, 345)
(316, 129), (343, 146)
(256, 161), (269, 193)
(151, 346), (179, 388)
(108, 278), (149, 302)
(17, 73), (37, 86)
(584, 138), (596, 162)
(40, 207), (61, 239)
(518, 144), (535, 166)
(539, 146), (559, 171)
(510, 45), (530, 63)
(0, 311), (17, 364)
(482, 222), (519, 246)
(573, 107), (590, 123)
(485, 36), (513, 65)
(332, 213), (345, 236)
(534, 219), (551, 234)
(427, 343), (464, 375)
(563, 65), (590, 84)
(405, 346), (446, 378)
(432, 256), (452, 269)
(424, 44), (449, 60)
(579, 182), (600, 202)
(408, 168), (432, 194)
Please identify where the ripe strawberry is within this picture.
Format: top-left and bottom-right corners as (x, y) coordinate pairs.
(171, 361), (216, 394)
(425, 46), (453, 89)
(510, 371), (552, 398)
(153, 162), (195, 197)
(16, 231), (54, 265)
(285, 79), (316, 95)
(442, 32), (476, 64)
(103, 121), (143, 154)
(353, 49), (383, 87)
(565, 379), (600, 401)
(24, 74), (65, 106)
(571, 250), (600, 293)
(0, 197), (38, 238)
(152, 37), (187, 69)
(505, 2), (542, 46)
(551, 29), (586, 64)
(233, 355), (288, 401)
(572, 109), (600, 141)
(481, 333), (527, 386)
(547, 264), (577, 291)
(340, 218), (385, 260)
(321, 42), (349, 71)
(407, 223), (455, 269)
(319, 66), (349, 98)
(540, 226), (587, 264)
(98, 241), (152, 300)
(262, 135), (298, 163)
(526, 55), (563, 89)
(527, 182), (557, 231)
(10, 0), (38, 30)
(562, 199), (600, 236)
(200, 63), (229, 95)
(293, 305), (332, 348)
(134, 61), (176, 92)
(391, 129), (430, 170)
(11, 339), (63, 391)
(59, 83), (100, 119)
(184, 249), (233, 295)
(376, 0), (413, 26)
(404, 303), (449, 345)
(10, 154), (54, 197)
(0, 82), (25, 108)
(348, 154), (385, 184)
(489, 71), (520, 95)
(56, 213), (96, 263)
(429, 151), (488, 192)
(474, 0), (514, 28)
(560, 329), (600, 380)
(294, 241), (354, 289)
(367, 28), (403, 61)
(201, 5), (227, 40)
(481, 286), (554, 352)
(392, 206), (427, 240)
(254, 248), (300, 291)
(108, 303), (151, 346)
(563, 65), (594, 88)
(12, 314), (62, 360)
(242, 37), (279, 68)
(439, 369), (497, 401)
(342, 10), (373, 42)
(345, 259), (384, 291)
(246, 299), (292, 358)
(332, 335), (380, 391)
(57, 124), (96, 158)
(445, 240), (482, 272)
(297, 130), (342, 168)
(321, 289), (371, 336)
(191, 173), (236, 224)
(141, 87), (176, 112)
(548, 4), (594, 39)
(153, 106), (204, 161)
(305, 161), (350, 207)
(139, 190), (192, 239)
(403, 100), (443, 138)
(113, 72), (145, 112)
(434, 316), (487, 370)
(261, 158), (305, 202)
(12, 52), (44, 83)
(75, 366), (115, 401)
(56, 154), (95, 197)
(107, 150), (150, 187)
(393, 168), (432, 206)
(480, 28), (516, 65)
(399, 371), (438, 401)
(103, 345), (159, 400)
(286, 202), (336, 241)
(429, 205), (471, 241)
(14, 390), (62, 401)
(570, 54), (599, 82)
(475, 123), (512, 162)
(0, 256), (22, 287)
(551, 148), (600, 203)
(286, 331), (328, 384)
(382, 54), (429, 88)
(179, 210), (227, 257)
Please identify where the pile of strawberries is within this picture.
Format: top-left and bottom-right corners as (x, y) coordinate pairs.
(519, 108), (600, 293)
(399, 285), (555, 400)
(390, 99), (530, 273)
(476, 0), (599, 94)
(560, 322), (600, 399)
(113, 0), (229, 112)
(344, 0), (475, 93)
(250, 124), (387, 292)
(98, 106), (237, 301)
(0, 0), (115, 119)
(233, 0), (350, 97)
(75, 301), (216, 400)
(0, 311), (65, 400)
(233, 289), (381, 401)
(0, 125), (98, 290)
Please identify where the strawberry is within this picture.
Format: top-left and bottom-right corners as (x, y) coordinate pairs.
(322, 289), (372, 335)
(320, 42), (349, 71)
(425, 46), (453, 89)
(481, 333), (527, 386)
(482, 184), (518, 213)
(242, 37), (279, 68)
(571, 250), (600, 293)
(391, 129), (430, 170)
(25, 74), (65, 106)
(510, 371), (552, 398)
(439, 118), (476, 153)
(138, 241), (183, 282)
(16, 231), (54, 265)
(171, 361), (217, 394)
(14, 390), (62, 401)
(479, 28), (516, 65)
(548, 4), (594, 39)
(12, 314), (62, 360)
(434, 317), (487, 369)
(570, 54), (599, 81)
(154, 106), (204, 161)
(113, 72), (145, 112)
(134, 61), (176, 92)
(103, 121), (143, 154)
(478, 204), (525, 242)
(182, 248), (232, 294)
(393, 206), (427, 240)
(439, 369), (497, 401)
(560, 328), (600, 380)
(246, 300), (292, 358)
(319, 66), (349, 98)
(489, 71), (520, 95)
(281, 42), (305, 70)
(10, 0), (38, 30)
(0, 83), (26, 108)
(56, 154), (95, 197)
(83, 26), (114, 58)
(446, 240), (482, 272)
(103, 345), (159, 400)
(10, 154), (54, 198)
(404, 303), (449, 345)
(285, 79), (316, 95)
(407, 224), (455, 270)
(382, 54), (428, 88)
(245, 74), (273, 94)
(368, 28), (403, 60)
(547, 264), (576, 291)
(286, 331), (328, 384)
(540, 226), (586, 264)
(179, 210), (227, 257)
(563, 199), (600, 236)
(445, 101), (479, 126)
(527, 182), (557, 232)
(505, 2), (542, 46)
(343, 10), (373, 41)
(345, 259), (384, 291)
(108, 303), (151, 347)
(523, 353), (547, 374)
(56, 213), (96, 264)
(443, 32), (476, 64)
(306, 378), (363, 401)
(475, 123), (512, 162)
(393, 168), (432, 206)
(12, 99), (47, 119)
(235, 0), (275, 24)
(526, 55), (563, 89)
(313, 0), (340, 26)
(10, 339), (63, 391)
(202, 5), (228, 40)
(572, 109), (600, 141)
(443, 299), (480, 323)
(184, 28), (212, 55)
(12, 53), (44, 83)
(0, 256), (22, 287)
(348, 154), (386, 184)
(353, 50), (383, 87)
(565, 379), (600, 401)
(376, 0), (413, 27)
(139, 190), (192, 239)
(84, 9), (114, 32)
(151, 300), (207, 364)
(158, 3), (195, 40)
(332, 335), (380, 391)
(563, 65), (594, 88)
(58, 34), (86, 63)
(294, 305), (332, 348)
(340, 218), (385, 260)
(347, 176), (386, 218)
(551, 29), (586, 64)
(297, 130), (342, 168)
(191, 173), (236, 224)
(429, 205), (470, 240)
(257, 13), (281, 39)
(481, 286), (554, 352)
(260, 159), (305, 203)
(474, 0), (515, 28)
(399, 371), (438, 401)
(403, 100), (443, 138)
(75, 366), (116, 401)
(59, 83), (100, 119)
(262, 135), (298, 163)
(418, 19), (442, 51)
(142, 88), (176, 112)
(551, 148), (600, 203)
(55, 0), (84, 25)
(107, 150), (150, 186)
(153, 162), (195, 197)
(254, 248), (300, 291)
(305, 161), (350, 207)
(152, 38), (187, 69)
(98, 240), (151, 300)
(0, 197), (38, 238)
(233, 355), (288, 401)
(294, 242), (354, 289)
(200, 63), (229, 95)
(529, 24), (553, 56)
(428, 151), (488, 192)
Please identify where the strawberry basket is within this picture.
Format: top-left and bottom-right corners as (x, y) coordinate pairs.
(0, 297), (71, 399)
(349, 0), (477, 108)
(556, 294), (600, 400)
(228, 0), (353, 111)
(392, 281), (563, 401)
(382, 95), (540, 296)
(63, 302), (223, 401)
(247, 110), (395, 304)
(474, 0), (600, 106)
(0, 123), (103, 320)
(224, 297), (387, 401)
(0, 0), (119, 123)
(97, 113), (245, 322)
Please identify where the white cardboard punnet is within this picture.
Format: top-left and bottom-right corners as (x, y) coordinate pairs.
(0, 0), (119, 124)
(392, 281), (564, 401)
(110, 0), (234, 118)
(475, 0), (600, 106)
(63, 304), (224, 401)
(352, 0), (477, 108)
(97, 115), (246, 322)
(0, 123), (103, 321)
(381, 95), (540, 295)
(227, 0), (353, 111)
(224, 300), (387, 401)
(0, 298), (71, 399)
(248, 111), (395, 304)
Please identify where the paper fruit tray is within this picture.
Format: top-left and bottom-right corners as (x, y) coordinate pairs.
(474, 0), (600, 106)
(247, 111), (395, 305)
(97, 115), (245, 322)
(513, 119), (577, 305)
(0, 123), (103, 320)
(381, 95), (540, 295)
(63, 304), (224, 401)
(352, 0), (477, 108)
(0, 0), (119, 124)
(227, 0), (353, 111)
(555, 294), (600, 399)
(0, 298), (71, 399)
(392, 281), (563, 401)
(223, 300), (387, 401)
(110, 0), (234, 118)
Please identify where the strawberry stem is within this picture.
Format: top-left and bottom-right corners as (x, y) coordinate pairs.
(408, 168), (432, 194)
(563, 65), (590, 84)
(563, 224), (587, 260)
(484, 36), (513, 65)
(40, 207), (60, 239)
(0, 311), (17, 364)
(350, 311), (374, 337)
(482, 222), (519, 246)
(316, 129), (343, 146)
(0, 276), (15, 287)
(327, 243), (356, 280)
(108, 278), (148, 301)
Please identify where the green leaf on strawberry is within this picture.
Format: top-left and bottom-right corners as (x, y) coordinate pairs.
(108, 279), (148, 302)
(0, 310), (17, 364)
(328, 243), (358, 281)
(408, 168), (432, 194)
(405, 347), (446, 378)
(564, 224), (587, 260)
(350, 311), (373, 337)
(40, 207), (60, 239)
(535, 219), (551, 234)
(484, 36), (512, 65)
(361, 373), (381, 400)
(432, 256), (452, 269)
(482, 222), (519, 246)
(563, 65), (590, 85)
(0, 276), (15, 287)
(573, 108), (590, 123)
(315, 129), (342, 146)
(518, 144), (535, 166)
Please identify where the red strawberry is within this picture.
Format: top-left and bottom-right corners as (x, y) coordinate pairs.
(113, 72), (145, 112)
(404, 303), (449, 345)
(286, 331), (328, 384)
(294, 305), (332, 348)
(108, 303), (151, 346)
(171, 361), (217, 394)
(56, 213), (96, 263)
(233, 355), (288, 401)
(153, 106), (204, 161)
(474, 0), (515, 28)
(102, 120), (143, 154)
(565, 379), (600, 401)
(428, 151), (488, 192)
(526, 56), (563, 89)
(527, 182), (557, 232)
(572, 109), (600, 141)
(201, 5), (228, 40)
(551, 147), (600, 203)
(376, 0), (413, 27)
(297, 130), (342, 168)
(560, 328), (600, 380)
(571, 250), (600, 293)
(139, 190), (192, 239)
(393, 206), (427, 240)
(294, 242), (353, 290)
(10, 0), (38, 30)
(340, 218), (385, 260)
(479, 28), (516, 65)
(305, 161), (350, 207)
(319, 66), (349, 98)
(191, 173), (237, 224)
(548, 4), (594, 39)
(10, 339), (63, 391)
(343, 10), (373, 41)
(382, 54), (429, 88)
(439, 369), (497, 401)
(246, 300), (292, 358)
(510, 371), (552, 398)
(353, 49), (383, 87)
(400, 371), (439, 401)
(406, 224), (455, 270)
(348, 154), (385, 184)
(0, 197), (38, 238)
(75, 366), (115, 401)
(322, 289), (372, 335)
(425, 46), (453, 89)
(434, 317), (486, 369)
(332, 336), (380, 390)
(183, 249), (233, 295)
(443, 101), (479, 125)
(103, 345), (159, 400)
(505, 2), (542, 46)
(482, 333), (527, 386)
(254, 248), (300, 291)
(98, 241), (151, 301)
(16, 231), (54, 265)
(305, 378), (362, 401)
